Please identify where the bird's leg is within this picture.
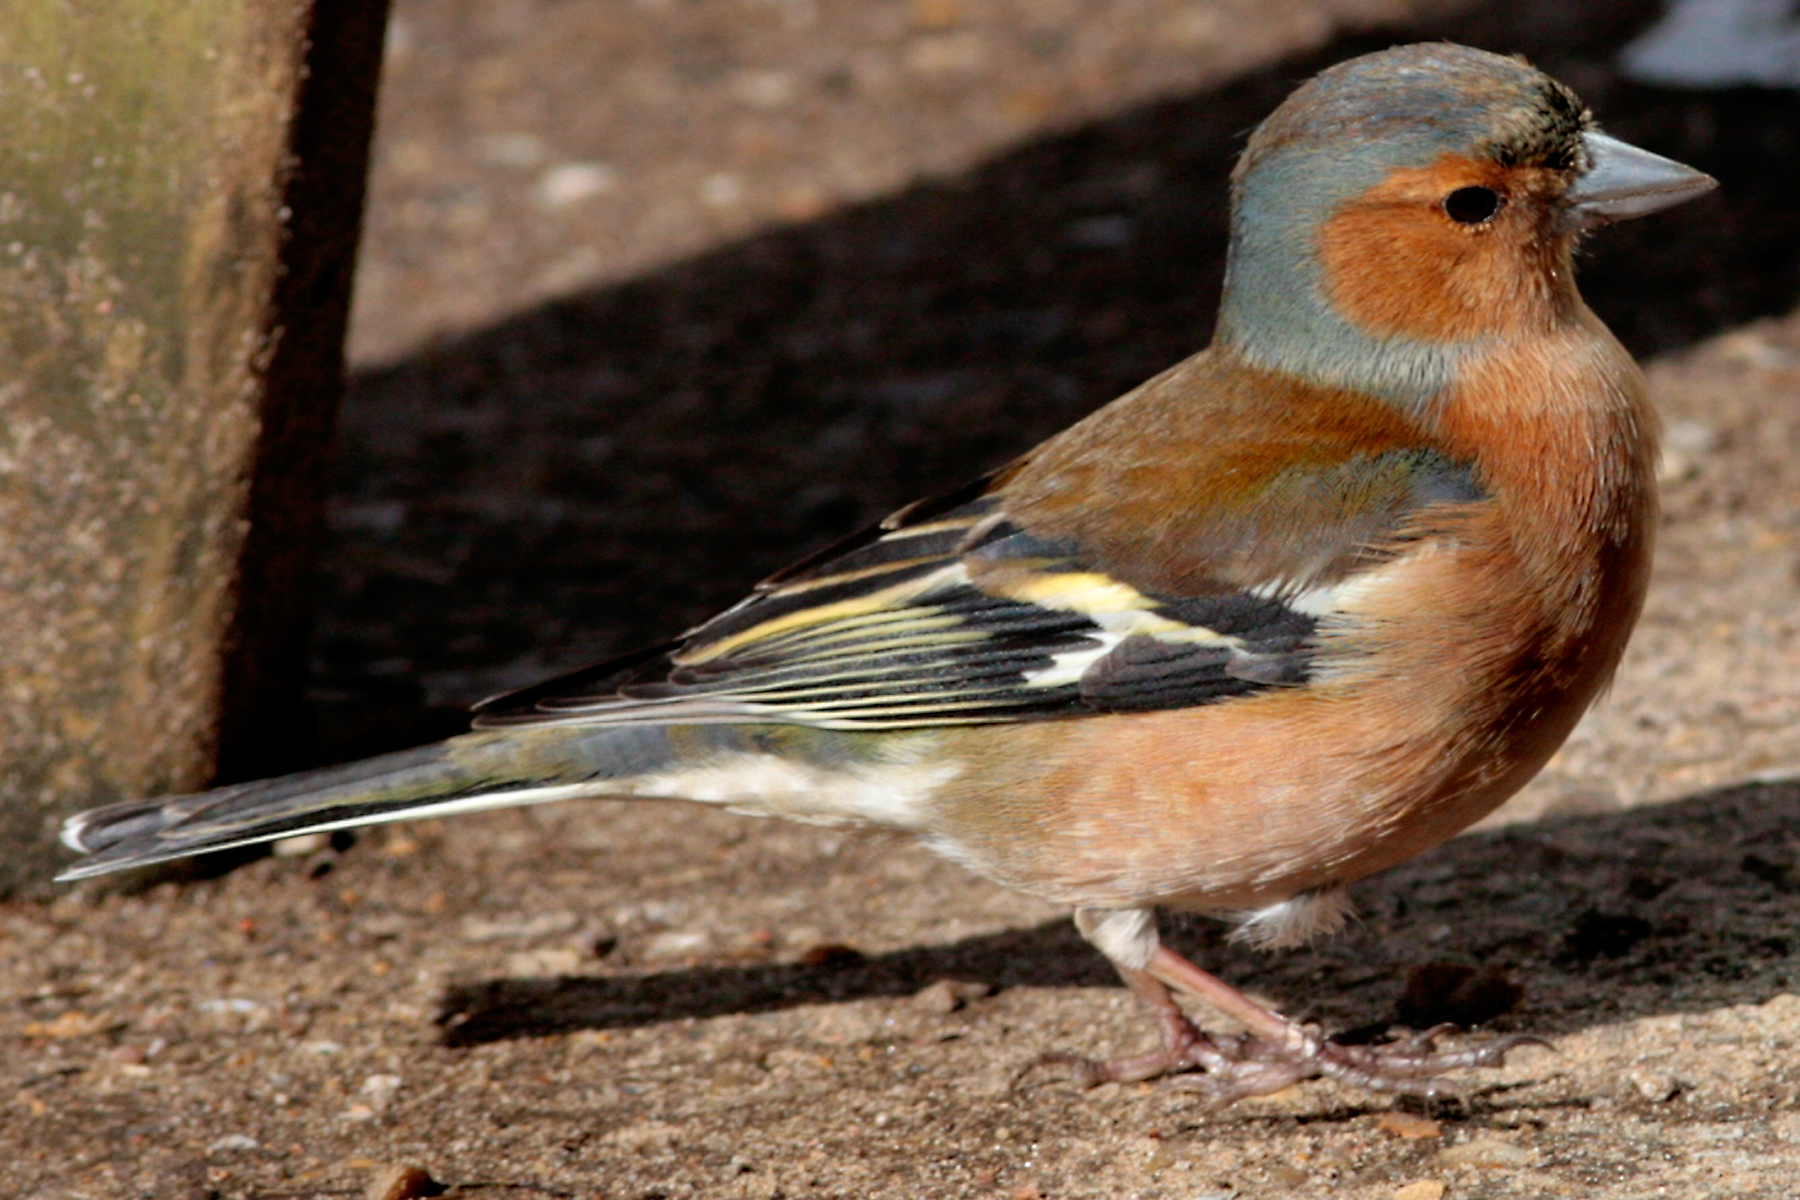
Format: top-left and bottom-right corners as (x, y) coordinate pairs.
(1046, 906), (1315, 1099)
(1037, 962), (1248, 1087)
(1141, 945), (1545, 1102)
(1058, 907), (1538, 1104)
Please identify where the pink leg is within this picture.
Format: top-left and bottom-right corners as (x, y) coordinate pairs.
(1038, 960), (1244, 1086)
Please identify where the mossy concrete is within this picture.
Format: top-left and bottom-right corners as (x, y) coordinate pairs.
(0, 1), (387, 894)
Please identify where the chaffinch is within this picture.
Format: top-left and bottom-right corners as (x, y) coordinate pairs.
(59, 43), (1716, 1105)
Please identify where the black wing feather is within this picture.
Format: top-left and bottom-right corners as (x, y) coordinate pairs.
(473, 490), (1317, 730)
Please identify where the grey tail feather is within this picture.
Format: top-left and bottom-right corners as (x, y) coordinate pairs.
(56, 725), (687, 882)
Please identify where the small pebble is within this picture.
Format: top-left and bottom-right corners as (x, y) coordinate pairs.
(910, 979), (993, 1014)
(1658, 446), (1696, 483)
(800, 942), (866, 969)
(1658, 420), (1719, 482)
(207, 1134), (260, 1154)
(642, 929), (711, 959)
(197, 997), (263, 1015)
(362, 1074), (403, 1110)
(505, 947), (584, 976)
(1665, 418), (1720, 455)
(1377, 1111), (1443, 1140)
(536, 162), (619, 209)
(459, 911), (580, 942)
(1438, 1137), (1539, 1168)
(22, 1011), (109, 1038)
(1627, 1070), (1684, 1102)
(364, 1163), (442, 1200)
(1393, 1181), (1447, 1200)
(913, 980), (963, 1015)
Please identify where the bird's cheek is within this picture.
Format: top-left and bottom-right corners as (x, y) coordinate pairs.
(1317, 204), (1493, 343)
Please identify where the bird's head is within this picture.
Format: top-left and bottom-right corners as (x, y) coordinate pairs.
(1216, 43), (1715, 408)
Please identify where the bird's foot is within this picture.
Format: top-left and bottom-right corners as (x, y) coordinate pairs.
(1093, 944), (1549, 1106)
(1034, 1011), (1248, 1087)
(1037, 1016), (1545, 1107)
(1169, 1023), (1549, 1106)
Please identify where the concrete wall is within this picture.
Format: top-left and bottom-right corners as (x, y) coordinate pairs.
(0, 0), (388, 893)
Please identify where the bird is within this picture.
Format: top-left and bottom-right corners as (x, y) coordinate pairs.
(57, 42), (1716, 1105)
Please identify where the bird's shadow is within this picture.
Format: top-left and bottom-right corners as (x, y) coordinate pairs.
(438, 779), (1800, 1046)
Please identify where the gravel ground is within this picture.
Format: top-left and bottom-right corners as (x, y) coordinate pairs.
(9, 0), (1800, 1196)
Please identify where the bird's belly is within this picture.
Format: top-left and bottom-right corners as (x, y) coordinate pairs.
(924, 454), (1653, 912)
(924, 627), (1611, 914)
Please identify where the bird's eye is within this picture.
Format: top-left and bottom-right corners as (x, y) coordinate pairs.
(1443, 186), (1503, 225)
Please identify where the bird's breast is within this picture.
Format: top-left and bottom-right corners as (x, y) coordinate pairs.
(926, 318), (1657, 913)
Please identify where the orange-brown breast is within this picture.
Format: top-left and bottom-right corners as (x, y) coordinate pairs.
(927, 319), (1656, 914)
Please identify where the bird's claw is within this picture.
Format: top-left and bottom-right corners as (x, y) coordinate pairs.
(1021, 1011), (1248, 1089)
(1030, 1023), (1547, 1106)
(1296, 1028), (1549, 1097)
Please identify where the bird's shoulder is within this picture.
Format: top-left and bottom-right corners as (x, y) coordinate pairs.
(995, 348), (1484, 595)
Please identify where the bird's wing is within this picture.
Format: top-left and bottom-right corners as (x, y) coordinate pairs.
(473, 394), (1482, 733)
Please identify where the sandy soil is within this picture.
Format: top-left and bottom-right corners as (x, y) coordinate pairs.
(8, 0), (1800, 1196)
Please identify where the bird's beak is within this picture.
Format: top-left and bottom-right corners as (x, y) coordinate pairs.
(1564, 130), (1717, 229)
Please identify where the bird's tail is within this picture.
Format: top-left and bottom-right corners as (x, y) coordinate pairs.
(56, 724), (693, 882)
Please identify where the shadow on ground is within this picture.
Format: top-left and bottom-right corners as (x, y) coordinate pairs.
(316, 0), (1800, 766)
(439, 778), (1800, 1047)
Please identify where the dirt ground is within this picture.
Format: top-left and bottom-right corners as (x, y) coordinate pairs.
(9, 0), (1800, 1196)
